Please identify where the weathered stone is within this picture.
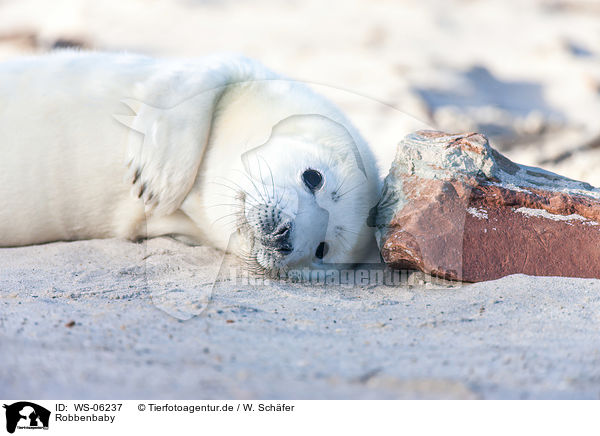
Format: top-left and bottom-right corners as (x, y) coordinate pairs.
(373, 131), (600, 282)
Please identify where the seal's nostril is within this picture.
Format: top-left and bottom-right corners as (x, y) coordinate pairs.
(262, 221), (293, 255)
(273, 223), (290, 237)
(315, 241), (328, 259)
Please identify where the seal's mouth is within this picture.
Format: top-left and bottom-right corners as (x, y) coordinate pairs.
(235, 193), (291, 277)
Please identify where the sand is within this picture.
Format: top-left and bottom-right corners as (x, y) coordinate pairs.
(1, 0), (600, 399)
(1, 237), (599, 399)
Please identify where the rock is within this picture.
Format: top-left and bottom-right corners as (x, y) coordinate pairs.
(373, 130), (600, 282)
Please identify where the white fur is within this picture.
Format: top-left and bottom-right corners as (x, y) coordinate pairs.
(0, 51), (381, 270)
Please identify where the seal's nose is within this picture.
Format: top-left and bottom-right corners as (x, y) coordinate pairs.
(263, 221), (293, 255)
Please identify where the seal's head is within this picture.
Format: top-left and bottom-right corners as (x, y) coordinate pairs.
(233, 114), (380, 276)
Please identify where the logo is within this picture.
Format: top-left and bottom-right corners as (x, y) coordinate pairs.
(3, 402), (50, 434)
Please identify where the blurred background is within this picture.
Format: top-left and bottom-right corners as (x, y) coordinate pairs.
(1, 0), (599, 183)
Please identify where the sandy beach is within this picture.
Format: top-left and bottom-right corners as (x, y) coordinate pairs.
(1, 0), (600, 399)
(2, 238), (599, 399)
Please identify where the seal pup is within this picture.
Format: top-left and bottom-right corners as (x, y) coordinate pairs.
(0, 51), (381, 275)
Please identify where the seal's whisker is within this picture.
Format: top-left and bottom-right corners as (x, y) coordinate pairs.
(277, 197), (291, 212)
(237, 249), (269, 277)
(339, 227), (361, 236)
(211, 177), (261, 205)
(205, 203), (241, 209)
(334, 173), (350, 193)
(207, 181), (239, 197)
(233, 166), (267, 204)
(212, 210), (243, 226)
(255, 155), (285, 210)
(233, 168), (268, 205)
(273, 188), (285, 209)
(212, 214), (242, 227)
(255, 154), (272, 204)
(220, 218), (244, 229)
(207, 177), (241, 195)
(337, 181), (362, 198)
(258, 154), (277, 203)
(337, 233), (353, 251)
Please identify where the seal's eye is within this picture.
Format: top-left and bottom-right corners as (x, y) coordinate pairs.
(302, 169), (324, 192)
(315, 241), (328, 259)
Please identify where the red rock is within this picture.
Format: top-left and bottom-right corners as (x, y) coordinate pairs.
(374, 131), (600, 282)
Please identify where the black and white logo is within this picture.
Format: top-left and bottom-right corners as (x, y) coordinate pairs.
(3, 402), (50, 434)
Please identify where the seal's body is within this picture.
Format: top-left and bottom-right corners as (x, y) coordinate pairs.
(0, 51), (380, 274)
